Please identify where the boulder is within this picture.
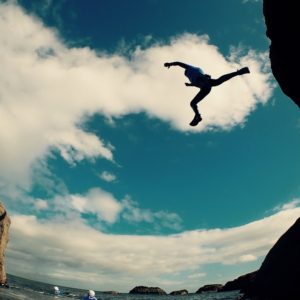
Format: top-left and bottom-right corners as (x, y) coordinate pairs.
(196, 284), (223, 293)
(129, 285), (167, 295)
(221, 271), (257, 292)
(0, 202), (11, 287)
(242, 217), (300, 299)
(169, 289), (188, 295)
(263, 0), (300, 108)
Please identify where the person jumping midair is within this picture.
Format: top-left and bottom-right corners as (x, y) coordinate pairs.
(164, 62), (250, 126)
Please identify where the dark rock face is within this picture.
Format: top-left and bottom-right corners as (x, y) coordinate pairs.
(169, 289), (188, 295)
(196, 284), (223, 293)
(263, 0), (300, 108)
(0, 202), (11, 286)
(221, 271), (257, 292)
(243, 217), (300, 300)
(129, 286), (167, 295)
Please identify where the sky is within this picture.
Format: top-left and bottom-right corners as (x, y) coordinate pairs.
(0, 0), (300, 293)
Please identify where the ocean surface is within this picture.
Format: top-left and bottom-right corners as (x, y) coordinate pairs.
(0, 274), (242, 300)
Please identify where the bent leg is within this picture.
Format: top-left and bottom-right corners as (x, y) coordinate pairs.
(190, 87), (211, 116)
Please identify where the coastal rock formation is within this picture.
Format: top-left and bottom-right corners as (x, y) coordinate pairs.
(263, 0), (300, 108)
(242, 217), (300, 300)
(169, 289), (188, 295)
(196, 284), (223, 293)
(129, 286), (167, 295)
(0, 202), (11, 287)
(221, 271), (257, 292)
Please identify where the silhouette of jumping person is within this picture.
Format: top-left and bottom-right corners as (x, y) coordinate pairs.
(164, 62), (250, 126)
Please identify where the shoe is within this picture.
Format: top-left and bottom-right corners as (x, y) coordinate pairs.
(189, 114), (202, 126)
(237, 67), (250, 75)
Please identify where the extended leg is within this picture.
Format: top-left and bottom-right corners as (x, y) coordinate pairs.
(210, 67), (250, 87)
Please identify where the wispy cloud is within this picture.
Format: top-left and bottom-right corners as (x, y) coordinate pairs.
(242, 0), (261, 4)
(272, 198), (300, 212)
(122, 198), (182, 231)
(34, 199), (48, 210)
(99, 171), (117, 182)
(31, 188), (182, 230)
(281, 199), (300, 210)
(50, 188), (123, 224)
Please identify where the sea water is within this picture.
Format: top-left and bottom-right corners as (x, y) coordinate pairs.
(0, 274), (242, 300)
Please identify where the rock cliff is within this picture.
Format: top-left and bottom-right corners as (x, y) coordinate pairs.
(169, 289), (188, 295)
(221, 271), (257, 292)
(0, 202), (11, 287)
(263, 0), (300, 108)
(242, 217), (300, 299)
(196, 284), (223, 293)
(129, 286), (167, 295)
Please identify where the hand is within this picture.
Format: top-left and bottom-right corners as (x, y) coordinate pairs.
(164, 62), (171, 68)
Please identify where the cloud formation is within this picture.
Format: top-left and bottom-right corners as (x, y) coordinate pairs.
(99, 171), (117, 182)
(38, 188), (182, 230)
(7, 205), (300, 292)
(0, 2), (273, 190)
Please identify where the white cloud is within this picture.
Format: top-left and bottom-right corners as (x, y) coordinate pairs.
(242, 0), (260, 3)
(122, 198), (182, 230)
(34, 199), (48, 210)
(84, 188), (122, 224)
(49, 189), (182, 230)
(238, 254), (257, 263)
(281, 199), (300, 210)
(99, 171), (117, 182)
(273, 198), (300, 212)
(54, 188), (123, 224)
(0, 2), (273, 190)
(6, 205), (300, 292)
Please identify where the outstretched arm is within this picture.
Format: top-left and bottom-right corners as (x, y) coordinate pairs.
(164, 61), (190, 69)
(185, 82), (195, 87)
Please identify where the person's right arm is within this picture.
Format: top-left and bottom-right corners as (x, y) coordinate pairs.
(164, 62), (190, 69)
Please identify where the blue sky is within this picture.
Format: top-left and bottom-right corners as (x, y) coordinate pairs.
(0, 0), (300, 293)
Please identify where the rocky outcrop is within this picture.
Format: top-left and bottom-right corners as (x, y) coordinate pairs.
(221, 271), (257, 292)
(196, 284), (223, 293)
(242, 217), (300, 300)
(129, 286), (167, 295)
(263, 0), (300, 108)
(169, 289), (188, 295)
(0, 202), (11, 287)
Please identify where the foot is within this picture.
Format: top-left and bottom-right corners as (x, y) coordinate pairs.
(237, 67), (250, 75)
(189, 114), (202, 126)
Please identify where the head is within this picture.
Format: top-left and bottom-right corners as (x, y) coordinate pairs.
(54, 286), (59, 291)
(88, 290), (95, 297)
